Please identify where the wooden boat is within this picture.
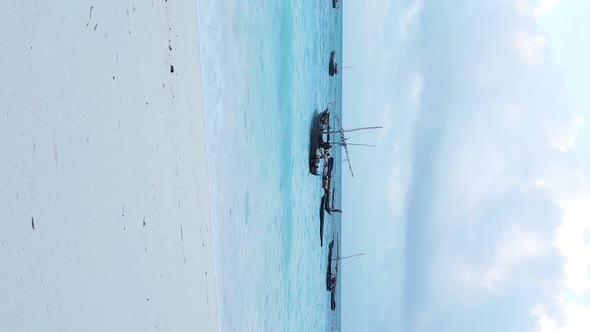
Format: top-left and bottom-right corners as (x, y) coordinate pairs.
(330, 237), (339, 311)
(331, 290), (336, 310)
(329, 51), (338, 76)
(309, 109), (330, 175)
(322, 157), (334, 190)
(326, 239), (335, 290)
(319, 193), (329, 246)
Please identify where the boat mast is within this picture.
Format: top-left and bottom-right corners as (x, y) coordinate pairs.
(324, 126), (383, 135)
(333, 113), (355, 177)
(329, 142), (376, 147)
(332, 253), (365, 261)
(332, 113), (382, 177)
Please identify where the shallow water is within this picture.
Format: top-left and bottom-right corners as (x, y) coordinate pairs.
(197, 0), (342, 330)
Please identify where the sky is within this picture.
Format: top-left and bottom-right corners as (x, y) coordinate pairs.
(342, 1), (590, 331)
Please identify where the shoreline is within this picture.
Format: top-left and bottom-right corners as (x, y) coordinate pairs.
(0, 1), (218, 331)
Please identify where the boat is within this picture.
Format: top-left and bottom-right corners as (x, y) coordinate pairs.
(322, 156), (334, 190)
(330, 237), (340, 311)
(329, 51), (339, 76)
(331, 290), (336, 310)
(332, 0), (339, 9)
(319, 159), (334, 246)
(331, 188), (336, 207)
(327, 188), (342, 214)
(324, 188), (332, 213)
(319, 194), (327, 246)
(309, 108), (331, 175)
(310, 108), (380, 176)
(329, 238), (364, 311)
(326, 239), (335, 290)
(324, 186), (343, 215)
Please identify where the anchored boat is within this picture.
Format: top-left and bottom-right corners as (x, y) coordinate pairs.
(319, 193), (327, 247)
(309, 108), (331, 175)
(326, 239), (335, 290)
(329, 51), (339, 76)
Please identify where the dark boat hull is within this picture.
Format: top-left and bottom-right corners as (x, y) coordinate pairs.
(326, 240), (334, 290)
(329, 51), (336, 76)
(319, 194), (327, 246)
(325, 189), (332, 215)
(309, 111), (322, 175)
(332, 0), (338, 8)
(322, 157), (334, 191)
(330, 290), (336, 310)
(309, 109), (330, 175)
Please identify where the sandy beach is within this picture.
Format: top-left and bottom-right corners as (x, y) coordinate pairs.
(0, 1), (218, 331)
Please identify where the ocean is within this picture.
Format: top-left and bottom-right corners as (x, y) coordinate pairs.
(196, 0), (342, 331)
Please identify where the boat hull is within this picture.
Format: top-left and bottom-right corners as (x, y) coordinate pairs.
(319, 194), (326, 246)
(329, 51), (336, 76)
(330, 290), (336, 310)
(309, 109), (329, 175)
(326, 240), (334, 290)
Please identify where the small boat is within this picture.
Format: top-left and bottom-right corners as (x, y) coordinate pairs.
(332, 0), (339, 9)
(319, 194), (327, 246)
(326, 188), (342, 215)
(329, 246), (364, 311)
(329, 51), (339, 76)
(326, 239), (335, 290)
(329, 237), (339, 311)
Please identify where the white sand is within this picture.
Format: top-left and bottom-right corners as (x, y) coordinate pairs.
(0, 1), (218, 331)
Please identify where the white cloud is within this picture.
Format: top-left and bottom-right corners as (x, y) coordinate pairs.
(355, 0), (394, 130)
(535, 301), (590, 332)
(399, 0), (422, 39)
(501, 102), (522, 128)
(536, 0), (563, 16)
(387, 162), (404, 215)
(557, 195), (590, 295)
(483, 225), (550, 293)
(512, 29), (550, 67)
(441, 225), (553, 300)
(408, 72), (423, 104)
(363, 0), (392, 42)
(377, 103), (394, 139)
(512, 0), (563, 18)
(551, 113), (585, 152)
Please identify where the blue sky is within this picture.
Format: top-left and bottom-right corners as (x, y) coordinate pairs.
(342, 1), (590, 331)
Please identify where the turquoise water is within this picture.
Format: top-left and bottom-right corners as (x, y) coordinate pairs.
(197, 0), (342, 331)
